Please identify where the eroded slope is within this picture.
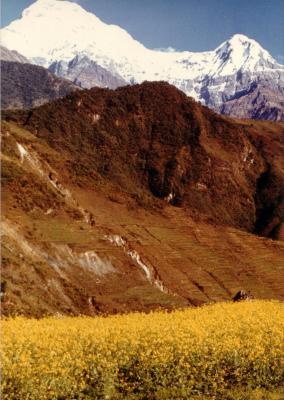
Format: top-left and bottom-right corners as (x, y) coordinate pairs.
(1, 108), (284, 316)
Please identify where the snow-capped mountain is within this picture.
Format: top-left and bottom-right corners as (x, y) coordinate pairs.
(49, 55), (127, 89)
(0, 45), (29, 63)
(2, 0), (284, 119)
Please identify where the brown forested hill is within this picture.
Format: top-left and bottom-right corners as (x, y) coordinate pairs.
(4, 81), (284, 238)
(2, 82), (284, 316)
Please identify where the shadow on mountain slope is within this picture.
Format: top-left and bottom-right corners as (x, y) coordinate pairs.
(2, 82), (284, 316)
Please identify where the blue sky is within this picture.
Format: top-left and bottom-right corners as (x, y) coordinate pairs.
(1, 0), (284, 62)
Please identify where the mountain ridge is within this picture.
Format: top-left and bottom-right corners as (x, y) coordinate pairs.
(3, 81), (284, 238)
(2, 0), (282, 74)
(2, 0), (283, 120)
(0, 45), (29, 63)
(1, 60), (80, 109)
(49, 54), (127, 89)
(2, 81), (284, 316)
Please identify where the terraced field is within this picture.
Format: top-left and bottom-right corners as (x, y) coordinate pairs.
(2, 120), (284, 316)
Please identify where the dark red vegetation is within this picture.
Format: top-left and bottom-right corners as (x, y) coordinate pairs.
(3, 81), (284, 238)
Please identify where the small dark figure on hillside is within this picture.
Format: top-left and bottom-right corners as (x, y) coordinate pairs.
(232, 290), (254, 302)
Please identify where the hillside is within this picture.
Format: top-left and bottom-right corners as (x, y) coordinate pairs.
(2, 82), (284, 316)
(1, 60), (80, 109)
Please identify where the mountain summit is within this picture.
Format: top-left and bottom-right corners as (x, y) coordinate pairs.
(1, 0), (146, 68)
(1, 0), (284, 120)
(213, 34), (278, 75)
(2, 0), (281, 74)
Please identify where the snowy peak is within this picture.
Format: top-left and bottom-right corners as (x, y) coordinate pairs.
(1, 0), (145, 67)
(214, 34), (281, 75)
(22, 0), (90, 17)
(2, 0), (281, 73)
(19, 0), (83, 26)
(1, 0), (284, 120)
(226, 33), (261, 48)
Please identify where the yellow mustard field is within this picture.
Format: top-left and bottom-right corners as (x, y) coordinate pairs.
(2, 301), (284, 399)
